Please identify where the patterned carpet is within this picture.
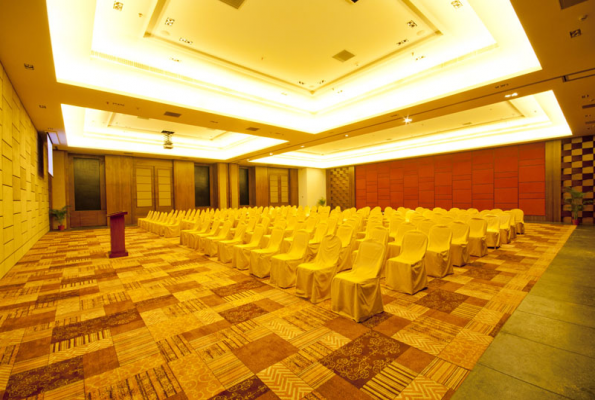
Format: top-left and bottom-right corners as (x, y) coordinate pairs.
(0, 223), (574, 400)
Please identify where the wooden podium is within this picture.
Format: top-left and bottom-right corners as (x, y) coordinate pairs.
(108, 212), (128, 258)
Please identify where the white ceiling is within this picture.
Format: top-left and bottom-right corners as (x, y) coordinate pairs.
(0, 0), (593, 168)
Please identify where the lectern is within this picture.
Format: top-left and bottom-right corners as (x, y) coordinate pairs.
(108, 212), (128, 258)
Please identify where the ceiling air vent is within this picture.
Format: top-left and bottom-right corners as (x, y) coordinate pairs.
(559, 0), (588, 9)
(582, 104), (595, 109)
(246, 127), (260, 131)
(164, 111), (181, 118)
(218, 0), (247, 9)
(333, 50), (355, 63)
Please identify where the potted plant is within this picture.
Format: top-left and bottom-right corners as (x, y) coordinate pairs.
(317, 197), (326, 207)
(50, 205), (69, 230)
(564, 187), (593, 225)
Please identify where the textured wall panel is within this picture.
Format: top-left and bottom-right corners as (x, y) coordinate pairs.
(562, 135), (594, 224)
(355, 143), (546, 215)
(328, 166), (353, 210)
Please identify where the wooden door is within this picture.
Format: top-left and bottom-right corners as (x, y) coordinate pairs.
(68, 155), (107, 227)
(269, 168), (290, 206)
(132, 162), (174, 224)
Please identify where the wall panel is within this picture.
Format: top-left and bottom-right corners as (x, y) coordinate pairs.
(0, 62), (50, 278)
(173, 160), (195, 210)
(105, 155), (133, 225)
(355, 142), (547, 216)
(561, 135), (593, 224)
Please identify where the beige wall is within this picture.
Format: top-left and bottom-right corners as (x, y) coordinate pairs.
(298, 167), (326, 207)
(0, 62), (50, 278)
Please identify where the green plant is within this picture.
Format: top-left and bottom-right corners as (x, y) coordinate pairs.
(317, 197), (326, 207)
(50, 205), (69, 226)
(564, 187), (593, 220)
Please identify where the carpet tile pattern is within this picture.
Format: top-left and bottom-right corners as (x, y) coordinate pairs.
(0, 223), (573, 399)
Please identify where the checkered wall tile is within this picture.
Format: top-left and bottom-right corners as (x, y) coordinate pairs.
(329, 167), (353, 210)
(562, 135), (594, 224)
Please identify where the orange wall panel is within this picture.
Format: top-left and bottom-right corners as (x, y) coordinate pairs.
(355, 143), (546, 215)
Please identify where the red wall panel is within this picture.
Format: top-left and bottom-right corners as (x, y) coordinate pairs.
(354, 142), (546, 215)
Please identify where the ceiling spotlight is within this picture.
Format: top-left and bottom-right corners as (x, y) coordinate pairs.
(397, 39), (409, 46)
(179, 37), (193, 45)
(345, 134), (349, 137)
(404, 117), (412, 123)
(113, 1), (123, 11)
(407, 20), (417, 28)
(170, 57), (180, 62)
(270, 153), (273, 155)
(301, 145), (305, 147)
(505, 92), (518, 98)
(451, 0), (463, 9)
(165, 17), (175, 26)
(162, 131), (174, 149)
(24, 63), (34, 70)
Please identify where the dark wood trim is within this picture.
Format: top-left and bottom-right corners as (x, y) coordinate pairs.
(545, 140), (562, 222)
(348, 166), (355, 209)
(289, 169), (299, 206)
(326, 169), (331, 208)
(248, 167), (256, 207)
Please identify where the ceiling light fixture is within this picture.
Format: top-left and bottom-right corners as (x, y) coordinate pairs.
(505, 92), (518, 98)
(39, 105), (46, 109)
(165, 18), (175, 26)
(345, 134), (349, 137)
(23, 63), (34, 70)
(170, 57), (180, 62)
(179, 37), (193, 45)
(162, 131), (174, 149)
(113, 2), (123, 11)
(407, 20), (417, 28)
(451, 1), (463, 9)
(301, 145), (305, 147)
(397, 39), (409, 45)
(270, 153), (273, 155)
(404, 117), (412, 123)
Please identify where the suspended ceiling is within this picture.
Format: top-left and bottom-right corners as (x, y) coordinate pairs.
(0, 0), (594, 167)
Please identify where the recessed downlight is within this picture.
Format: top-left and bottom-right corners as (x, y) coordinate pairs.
(404, 117), (412, 123)
(270, 153), (273, 155)
(165, 17), (175, 26)
(113, 1), (123, 11)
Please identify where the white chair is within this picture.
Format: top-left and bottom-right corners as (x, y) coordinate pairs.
(202, 220), (233, 256)
(385, 231), (428, 294)
(485, 214), (501, 248)
(425, 225), (453, 278)
(330, 241), (386, 322)
(232, 225), (265, 270)
(387, 221), (416, 258)
(217, 223), (248, 263)
(270, 231), (311, 288)
(449, 221), (470, 267)
(468, 217), (488, 257)
(249, 228), (285, 278)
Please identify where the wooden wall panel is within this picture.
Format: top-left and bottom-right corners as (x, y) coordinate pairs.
(105, 155), (133, 225)
(229, 163), (239, 209)
(255, 166), (269, 207)
(354, 142), (548, 216)
(327, 166), (354, 209)
(289, 169), (299, 206)
(173, 160), (195, 211)
(217, 163), (229, 209)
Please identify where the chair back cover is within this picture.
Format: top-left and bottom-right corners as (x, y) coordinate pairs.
(449, 221), (470, 243)
(264, 228), (285, 251)
(368, 226), (389, 246)
(428, 225), (452, 252)
(287, 230), (310, 257)
(352, 240), (386, 279)
(311, 222), (329, 243)
(217, 220), (233, 239)
(326, 217), (339, 236)
(248, 225), (266, 246)
(469, 218), (487, 237)
(400, 231), (429, 259)
(419, 220), (436, 236)
(246, 217), (258, 232)
(438, 216), (454, 225)
(512, 208), (525, 223)
(491, 209), (503, 214)
(208, 220), (221, 235)
(232, 223), (248, 240)
(286, 216), (297, 230)
(389, 216), (405, 237)
(485, 215), (501, 232)
(336, 225), (354, 247)
(312, 235), (342, 267)
(305, 215), (320, 231)
(395, 222), (417, 244)
(504, 211), (515, 228)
